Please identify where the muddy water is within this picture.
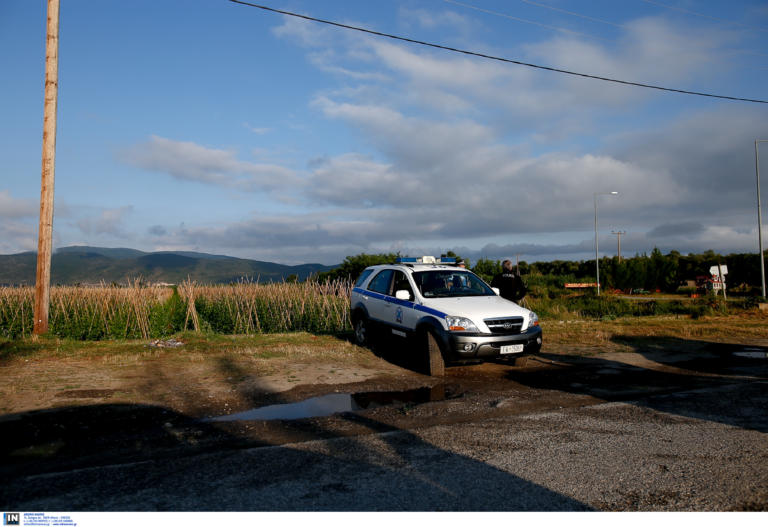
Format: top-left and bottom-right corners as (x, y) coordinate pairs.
(207, 385), (451, 422)
(208, 345), (768, 423)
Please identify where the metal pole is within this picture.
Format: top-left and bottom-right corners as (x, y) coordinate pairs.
(757, 142), (766, 297)
(34, 0), (60, 335)
(594, 192), (618, 296)
(594, 193), (600, 295)
(612, 230), (626, 262)
(756, 141), (766, 299)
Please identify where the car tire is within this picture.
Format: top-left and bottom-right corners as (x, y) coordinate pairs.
(425, 330), (445, 377)
(354, 315), (369, 347)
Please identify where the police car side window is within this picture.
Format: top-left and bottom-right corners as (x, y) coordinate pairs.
(367, 270), (394, 295)
(392, 271), (413, 298)
(354, 269), (374, 287)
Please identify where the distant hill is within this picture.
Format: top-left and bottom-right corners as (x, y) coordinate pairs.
(0, 246), (335, 286)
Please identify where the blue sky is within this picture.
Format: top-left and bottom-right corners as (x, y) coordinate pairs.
(1, 0), (767, 265)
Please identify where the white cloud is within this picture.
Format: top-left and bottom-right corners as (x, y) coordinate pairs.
(9, 5), (754, 265)
(0, 221), (36, 254)
(120, 135), (299, 192)
(272, 14), (333, 48)
(75, 206), (134, 238)
(0, 190), (36, 218)
(398, 7), (471, 31)
(243, 123), (270, 135)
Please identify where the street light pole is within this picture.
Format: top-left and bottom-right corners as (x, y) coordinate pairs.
(594, 191), (618, 296)
(755, 141), (767, 298)
(612, 230), (626, 262)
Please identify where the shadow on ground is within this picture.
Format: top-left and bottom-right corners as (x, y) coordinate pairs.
(502, 336), (768, 433)
(3, 333), (767, 510)
(0, 355), (591, 511)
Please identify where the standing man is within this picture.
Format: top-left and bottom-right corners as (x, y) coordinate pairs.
(491, 260), (527, 303)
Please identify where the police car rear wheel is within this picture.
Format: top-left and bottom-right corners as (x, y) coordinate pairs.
(425, 330), (445, 377)
(354, 317), (368, 346)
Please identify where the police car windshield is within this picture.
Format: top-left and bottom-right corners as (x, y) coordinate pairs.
(413, 270), (494, 298)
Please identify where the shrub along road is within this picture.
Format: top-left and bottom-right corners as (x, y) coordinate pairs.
(1, 315), (767, 510)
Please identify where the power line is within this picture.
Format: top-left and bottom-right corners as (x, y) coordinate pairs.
(442, 0), (613, 41)
(227, 0), (768, 105)
(513, 0), (626, 29)
(450, 0), (768, 74)
(639, 0), (768, 33)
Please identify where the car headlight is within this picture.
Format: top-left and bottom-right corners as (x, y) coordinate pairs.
(527, 312), (539, 329)
(445, 316), (479, 332)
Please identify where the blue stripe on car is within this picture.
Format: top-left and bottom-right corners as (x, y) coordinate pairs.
(352, 287), (447, 318)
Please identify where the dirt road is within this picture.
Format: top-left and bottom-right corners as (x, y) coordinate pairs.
(1, 331), (767, 510)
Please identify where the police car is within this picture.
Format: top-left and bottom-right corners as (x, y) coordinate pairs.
(350, 256), (542, 376)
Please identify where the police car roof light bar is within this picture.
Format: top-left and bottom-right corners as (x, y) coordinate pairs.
(395, 256), (458, 265)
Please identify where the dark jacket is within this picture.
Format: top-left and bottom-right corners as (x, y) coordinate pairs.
(491, 272), (527, 302)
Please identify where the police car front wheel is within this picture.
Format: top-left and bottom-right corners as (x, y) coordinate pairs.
(425, 329), (446, 377)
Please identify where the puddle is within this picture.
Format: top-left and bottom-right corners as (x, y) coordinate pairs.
(734, 351), (767, 359)
(207, 385), (450, 422)
(596, 368), (622, 375)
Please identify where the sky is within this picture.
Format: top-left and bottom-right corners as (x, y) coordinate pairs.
(1, 0), (767, 265)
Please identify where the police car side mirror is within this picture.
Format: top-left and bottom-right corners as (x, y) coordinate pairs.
(395, 290), (411, 301)
(492, 287), (500, 295)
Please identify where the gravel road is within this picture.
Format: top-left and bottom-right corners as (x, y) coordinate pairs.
(2, 353), (766, 511)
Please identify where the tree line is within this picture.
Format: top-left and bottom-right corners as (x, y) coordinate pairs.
(315, 249), (767, 296)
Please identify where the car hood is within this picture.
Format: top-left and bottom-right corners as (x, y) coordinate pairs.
(421, 295), (530, 319)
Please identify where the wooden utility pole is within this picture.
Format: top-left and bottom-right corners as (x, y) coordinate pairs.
(34, 0), (60, 335)
(611, 230), (626, 262)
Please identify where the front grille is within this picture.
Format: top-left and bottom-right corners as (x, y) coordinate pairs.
(484, 317), (524, 335)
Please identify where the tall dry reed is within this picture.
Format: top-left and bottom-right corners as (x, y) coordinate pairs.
(0, 283), (172, 339)
(0, 279), (353, 340)
(176, 279), (352, 335)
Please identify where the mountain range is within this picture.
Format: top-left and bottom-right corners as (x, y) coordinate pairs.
(0, 246), (335, 286)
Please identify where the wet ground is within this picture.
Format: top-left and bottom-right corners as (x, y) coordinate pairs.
(1, 337), (767, 510)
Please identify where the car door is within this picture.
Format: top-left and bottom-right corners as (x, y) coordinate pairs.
(388, 270), (419, 336)
(365, 269), (394, 324)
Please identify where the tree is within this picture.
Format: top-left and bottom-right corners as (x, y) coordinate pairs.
(315, 253), (398, 283)
(441, 250), (470, 268)
(471, 258), (502, 282)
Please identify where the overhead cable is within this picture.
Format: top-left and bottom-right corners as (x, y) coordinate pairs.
(640, 0), (768, 33)
(228, 0), (768, 105)
(450, 0), (768, 71)
(442, 0), (612, 40)
(513, 0), (626, 29)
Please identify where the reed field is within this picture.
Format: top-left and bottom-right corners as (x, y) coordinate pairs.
(0, 278), (761, 341)
(0, 279), (353, 340)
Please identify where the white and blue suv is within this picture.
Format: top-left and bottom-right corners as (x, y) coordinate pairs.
(350, 256), (542, 376)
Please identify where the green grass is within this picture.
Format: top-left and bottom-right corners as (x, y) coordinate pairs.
(0, 331), (364, 364)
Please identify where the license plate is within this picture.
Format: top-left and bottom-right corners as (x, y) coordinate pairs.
(500, 344), (524, 354)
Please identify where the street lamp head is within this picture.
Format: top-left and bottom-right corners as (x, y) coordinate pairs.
(610, 191), (619, 195)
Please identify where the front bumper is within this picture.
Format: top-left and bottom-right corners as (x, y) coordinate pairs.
(443, 325), (543, 361)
